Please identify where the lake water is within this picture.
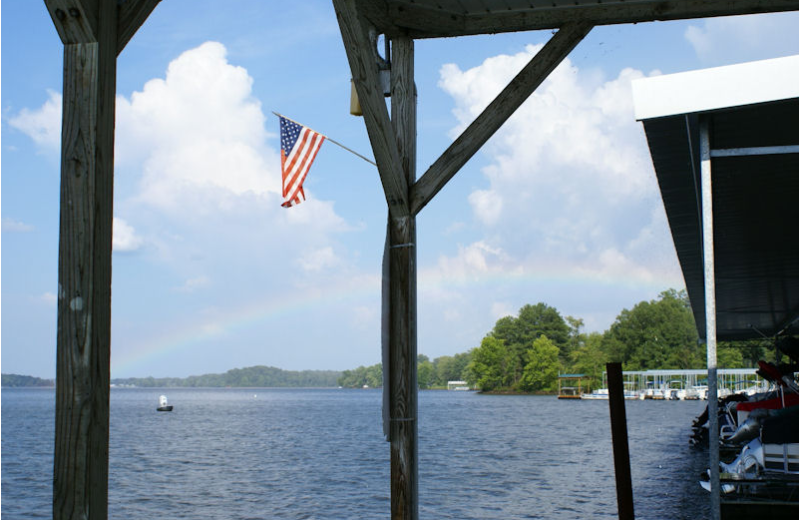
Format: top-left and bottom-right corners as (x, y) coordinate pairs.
(2, 388), (712, 519)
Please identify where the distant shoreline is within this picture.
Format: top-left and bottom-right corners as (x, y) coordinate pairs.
(3, 365), (342, 389)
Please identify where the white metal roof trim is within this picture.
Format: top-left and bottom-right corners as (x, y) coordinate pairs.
(632, 55), (799, 120)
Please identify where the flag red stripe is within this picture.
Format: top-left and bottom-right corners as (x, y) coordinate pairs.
(283, 130), (323, 203)
(284, 131), (316, 195)
(279, 117), (324, 207)
(283, 129), (314, 192)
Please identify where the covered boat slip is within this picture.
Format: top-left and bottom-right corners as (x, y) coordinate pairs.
(607, 368), (769, 397)
(47, 1), (797, 520)
(632, 56), (799, 342)
(557, 373), (587, 399)
(633, 56), (799, 518)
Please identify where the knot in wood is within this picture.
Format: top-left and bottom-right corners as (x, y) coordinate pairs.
(55, 9), (67, 22)
(68, 7), (81, 18)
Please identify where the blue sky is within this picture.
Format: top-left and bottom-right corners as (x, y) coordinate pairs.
(2, 2), (797, 378)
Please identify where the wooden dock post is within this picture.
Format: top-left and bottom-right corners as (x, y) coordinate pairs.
(607, 362), (634, 520)
(333, 1), (419, 518)
(388, 35), (418, 520)
(45, 2), (159, 518)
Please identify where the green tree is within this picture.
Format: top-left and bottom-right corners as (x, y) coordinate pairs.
(417, 355), (434, 389)
(602, 289), (700, 370)
(518, 335), (561, 392)
(563, 316), (585, 364)
(490, 302), (569, 386)
(338, 364), (382, 388)
(716, 344), (745, 369)
(433, 352), (472, 387)
(468, 337), (512, 391)
(568, 332), (606, 391)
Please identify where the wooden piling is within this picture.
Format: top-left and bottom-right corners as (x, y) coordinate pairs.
(607, 362), (635, 520)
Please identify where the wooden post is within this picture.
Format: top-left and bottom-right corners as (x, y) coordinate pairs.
(388, 35), (418, 520)
(332, 2), (419, 515)
(45, 1), (160, 518)
(51, 5), (118, 519)
(607, 363), (634, 520)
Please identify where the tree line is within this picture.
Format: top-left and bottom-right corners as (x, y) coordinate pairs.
(110, 365), (341, 388)
(1, 374), (55, 387)
(339, 289), (774, 393)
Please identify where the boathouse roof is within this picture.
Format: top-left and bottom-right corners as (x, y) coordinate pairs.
(632, 56), (799, 341)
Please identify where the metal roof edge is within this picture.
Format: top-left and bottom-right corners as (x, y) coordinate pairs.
(632, 55), (799, 121)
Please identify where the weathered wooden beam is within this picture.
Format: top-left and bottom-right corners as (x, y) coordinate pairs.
(45, 0), (100, 44)
(410, 21), (592, 216)
(46, 0), (160, 54)
(117, 0), (161, 55)
(333, 0), (410, 218)
(388, 35), (418, 520)
(367, 0), (797, 38)
(51, 1), (117, 519)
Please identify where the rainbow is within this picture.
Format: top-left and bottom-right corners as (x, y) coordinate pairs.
(111, 263), (680, 375)
(112, 273), (382, 375)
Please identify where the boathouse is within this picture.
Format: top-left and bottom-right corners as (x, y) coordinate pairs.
(45, 1), (796, 520)
(557, 373), (587, 399)
(633, 55), (798, 518)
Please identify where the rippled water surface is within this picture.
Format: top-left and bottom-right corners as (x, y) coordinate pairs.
(2, 388), (711, 519)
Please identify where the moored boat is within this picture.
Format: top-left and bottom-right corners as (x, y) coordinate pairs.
(157, 394), (173, 412)
(581, 388), (609, 400)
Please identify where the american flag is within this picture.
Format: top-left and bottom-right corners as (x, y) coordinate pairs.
(279, 116), (325, 207)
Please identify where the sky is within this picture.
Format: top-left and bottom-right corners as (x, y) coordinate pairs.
(1, 2), (797, 379)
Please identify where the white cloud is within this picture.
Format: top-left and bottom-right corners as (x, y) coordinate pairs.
(684, 13), (799, 65)
(8, 90), (62, 150)
(435, 241), (506, 281)
(115, 41), (280, 212)
(2, 218), (34, 233)
(468, 189), (503, 226)
(298, 246), (338, 272)
(10, 43), (282, 215)
(351, 305), (377, 330)
(490, 301), (514, 321)
(113, 217), (144, 252)
(40, 292), (57, 306)
(175, 275), (211, 293)
(437, 45), (680, 288)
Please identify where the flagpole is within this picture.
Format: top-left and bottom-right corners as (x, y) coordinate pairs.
(272, 111), (377, 167)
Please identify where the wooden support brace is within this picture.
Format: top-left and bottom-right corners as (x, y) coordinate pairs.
(46, 0), (100, 44)
(409, 21), (593, 216)
(46, 0), (161, 54)
(117, 0), (161, 55)
(333, 0), (410, 218)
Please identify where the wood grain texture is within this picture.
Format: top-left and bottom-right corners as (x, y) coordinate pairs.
(333, 0), (410, 218)
(45, 0), (100, 44)
(410, 21), (592, 216)
(117, 0), (161, 55)
(53, 1), (117, 519)
(388, 36), (418, 520)
(360, 0), (796, 38)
